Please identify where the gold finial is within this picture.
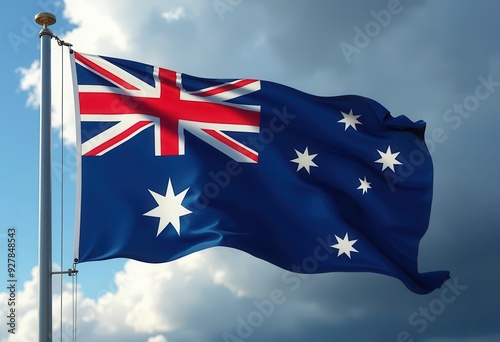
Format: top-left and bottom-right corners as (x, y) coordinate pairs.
(34, 12), (56, 27)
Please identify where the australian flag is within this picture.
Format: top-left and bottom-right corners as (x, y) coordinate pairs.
(72, 51), (449, 294)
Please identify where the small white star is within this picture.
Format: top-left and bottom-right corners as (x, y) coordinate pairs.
(331, 233), (359, 259)
(144, 178), (192, 236)
(338, 109), (362, 131)
(375, 145), (402, 172)
(291, 147), (318, 174)
(357, 176), (372, 194)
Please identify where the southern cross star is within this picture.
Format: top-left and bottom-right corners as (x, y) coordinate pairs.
(375, 145), (402, 172)
(144, 178), (192, 236)
(291, 147), (318, 174)
(338, 109), (362, 130)
(331, 232), (359, 259)
(357, 176), (372, 194)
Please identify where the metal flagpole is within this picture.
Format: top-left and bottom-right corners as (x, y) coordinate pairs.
(35, 12), (56, 342)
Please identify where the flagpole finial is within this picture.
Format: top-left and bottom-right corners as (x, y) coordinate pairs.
(35, 12), (56, 37)
(35, 12), (56, 27)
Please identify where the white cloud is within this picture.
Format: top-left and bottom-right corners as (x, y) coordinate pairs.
(0, 251), (292, 341)
(16, 60), (40, 109)
(162, 7), (185, 22)
(0, 266), (98, 342)
(147, 335), (168, 342)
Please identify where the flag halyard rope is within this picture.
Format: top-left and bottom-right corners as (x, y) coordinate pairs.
(52, 33), (77, 341)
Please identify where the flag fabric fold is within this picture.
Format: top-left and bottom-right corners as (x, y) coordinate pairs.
(72, 51), (449, 294)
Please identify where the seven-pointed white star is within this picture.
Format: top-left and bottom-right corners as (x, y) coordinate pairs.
(375, 145), (402, 172)
(331, 232), (359, 259)
(357, 176), (372, 194)
(291, 147), (318, 174)
(144, 178), (192, 236)
(338, 109), (362, 130)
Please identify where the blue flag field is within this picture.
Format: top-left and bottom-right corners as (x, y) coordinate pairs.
(72, 52), (449, 294)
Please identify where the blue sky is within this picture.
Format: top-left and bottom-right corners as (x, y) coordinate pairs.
(1, 0), (500, 341)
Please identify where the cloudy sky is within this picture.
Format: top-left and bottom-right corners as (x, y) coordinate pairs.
(1, 0), (499, 341)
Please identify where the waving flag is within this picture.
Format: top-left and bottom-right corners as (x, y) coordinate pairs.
(72, 51), (449, 294)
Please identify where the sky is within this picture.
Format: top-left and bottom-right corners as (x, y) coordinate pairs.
(0, 0), (499, 341)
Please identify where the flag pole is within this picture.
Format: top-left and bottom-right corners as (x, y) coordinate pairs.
(35, 12), (56, 342)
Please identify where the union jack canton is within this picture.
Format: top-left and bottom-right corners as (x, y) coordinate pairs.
(74, 52), (261, 163)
